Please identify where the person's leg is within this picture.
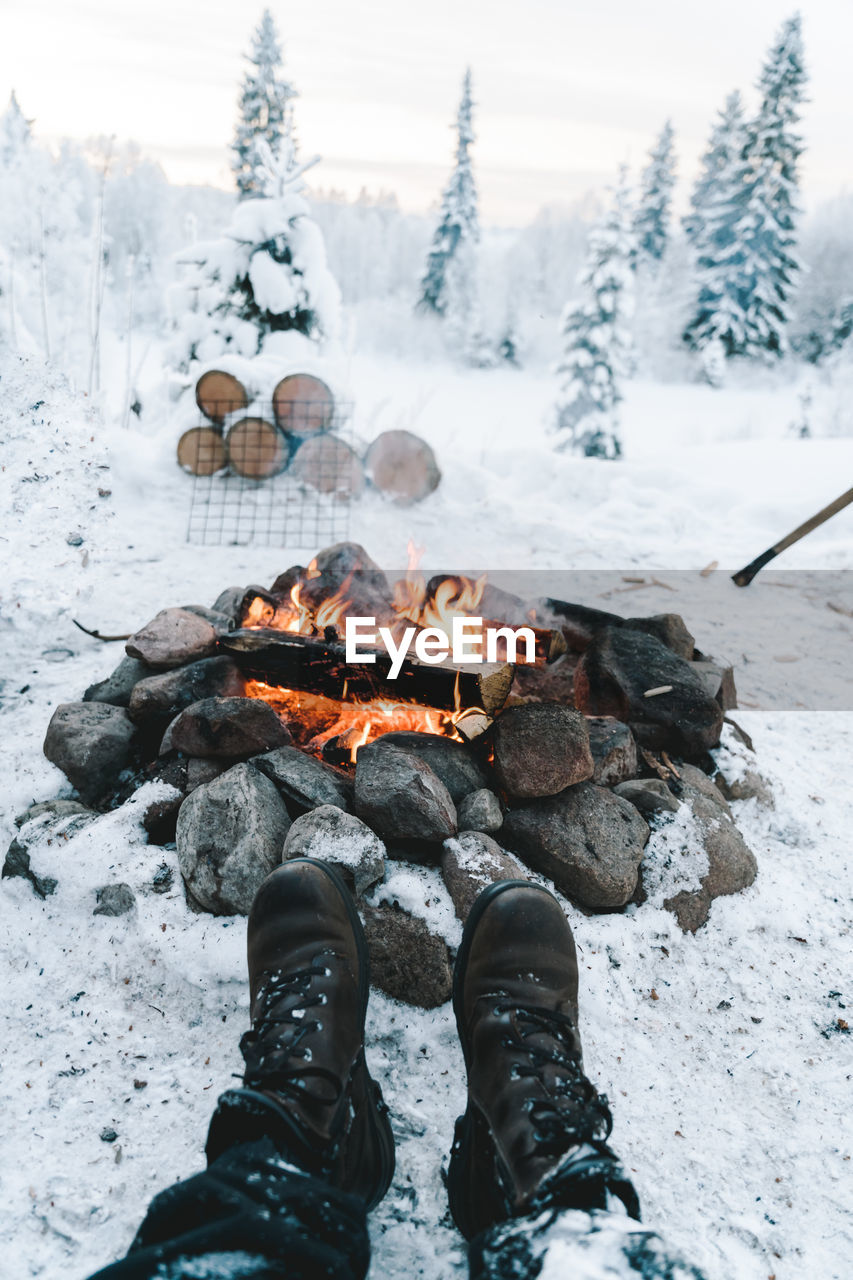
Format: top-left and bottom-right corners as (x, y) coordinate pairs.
(447, 880), (704, 1280)
(89, 859), (395, 1280)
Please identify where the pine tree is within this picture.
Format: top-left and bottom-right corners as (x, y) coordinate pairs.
(554, 172), (635, 458)
(684, 15), (807, 362)
(418, 69), (479, 316)
(633, 121), (676, 266)
(170, 140), (340, 374)
(682, 95), (752, 359)
(0, 91), (32, 163)
(683, 91), (747, 247)
(737, 12), (807, 357)
(232, 9), (297, 200)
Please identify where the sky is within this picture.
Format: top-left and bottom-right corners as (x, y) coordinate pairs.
(0, 0), (850, 226)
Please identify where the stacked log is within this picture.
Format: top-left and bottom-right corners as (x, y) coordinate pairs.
(177, 427), (228, 476)
(289, 435), (365, 499)
(273, 374), (335, 436)
(364, 430), (441, 505)
(226, 417), (289, 479)
(195, 371), (249, 424)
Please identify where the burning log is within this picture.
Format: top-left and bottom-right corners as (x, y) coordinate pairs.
(219, 628), (514, 719)
(177, 427), (227, 476)
(273, 374), (335, 435)
(226, 417), (288, 479)
(196, 370), (249, 424)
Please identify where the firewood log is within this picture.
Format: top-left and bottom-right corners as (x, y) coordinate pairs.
(195, 370), (249, 424)
(176, 427), (227, 476)
(219, 629), (514, 719)
(289, 435), (365, 498)
(364, 429), (441, 505)
(273, 374), (335, 435)
(226, 417), (288, 479)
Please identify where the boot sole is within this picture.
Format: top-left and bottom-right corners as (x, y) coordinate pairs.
(287, 857), (396, 1210)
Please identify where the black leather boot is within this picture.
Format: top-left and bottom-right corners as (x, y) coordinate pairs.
(206, 858), (395, 1210)
(447, 880), (639, 1239)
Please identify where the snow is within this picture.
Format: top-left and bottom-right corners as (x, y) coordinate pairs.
(3, 168), (853, 1280)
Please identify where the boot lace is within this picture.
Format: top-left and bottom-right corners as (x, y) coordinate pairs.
(496, 1000), (613, 1157)
(239, 960), (342, 1109)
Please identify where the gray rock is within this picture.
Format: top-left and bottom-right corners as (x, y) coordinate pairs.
(664, 766), (758, 932)
(253, 745), (354, 815)
(2, 839), (58, 899)
(457, 788), (503, 833)
(714, 768), (773, 807)
(361, 903), (453, 1007)
(614, 778), (680, 816)
(355, 741), (457, 848)
(162, 697), (291, 759)
(140, 758), (187, 844)
(126, 608), (218, 671)
(186, 756), (232, 792)
(43, 702), (136, 803)
(501, 783), (649, 912)
(94, 883), (135, 917)
(574, 627), (723, 760)
(624, 614), (695, 660)
(490, 704), (594, 800)
(690, 660), (738, 711)
(15, 799), (94, 827)
(441, 832), (524, 922)
(176, 763), (292, 915)
(151, 863), (174, 894)
(84, 656), (152, 708)
(129, 656), (245, 726)
(586, 716), (638, 786)
(212, 586), (246, 623)
(368, 732), (491, 804)
(181, 605), (235, 632)
(283, 806), (385, 897)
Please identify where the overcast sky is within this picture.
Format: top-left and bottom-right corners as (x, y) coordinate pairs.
(1, 0), (850, 225)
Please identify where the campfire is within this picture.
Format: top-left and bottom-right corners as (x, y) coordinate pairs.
(25, 542), (762, 1007)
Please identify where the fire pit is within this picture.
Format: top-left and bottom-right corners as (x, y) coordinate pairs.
(21, 543), (763, 1007)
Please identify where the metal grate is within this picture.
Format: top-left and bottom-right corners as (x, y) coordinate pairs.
(184, 402), (356, 548)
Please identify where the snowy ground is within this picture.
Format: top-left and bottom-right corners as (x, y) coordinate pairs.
(1, 347), (852, 1279)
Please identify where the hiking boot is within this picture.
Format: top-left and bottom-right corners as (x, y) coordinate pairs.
(206, 858), (395, 1209)
(447, 880), (639, 1239)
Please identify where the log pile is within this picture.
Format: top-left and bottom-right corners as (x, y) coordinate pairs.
(177, 369), (442, 503)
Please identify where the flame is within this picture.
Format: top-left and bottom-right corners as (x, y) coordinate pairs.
(245, 678), (467, 764)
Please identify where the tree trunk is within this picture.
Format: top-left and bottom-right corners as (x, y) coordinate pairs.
(177, 427), (228, 476)
(226, 417), (288, 479)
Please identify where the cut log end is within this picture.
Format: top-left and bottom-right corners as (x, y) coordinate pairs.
(226, 418), (288, 479)
(289, 435), (365, 499)
(364, 430), (441, 505)
(177, 427), (228, 476)
(273, 374), (335, 436)
(196, 370), (249, 424)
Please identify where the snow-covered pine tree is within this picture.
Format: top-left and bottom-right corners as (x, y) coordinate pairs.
(682, 94), (752, 362)
(633, 120), (676, 266)
(736, 12), (807, 357)
(231, 9), (297, 200)
(170, 139), (340, 374)
(685, 16), (807, 363)
(553, 172), (635, 458)
(417, 68), (479, 317)
(683, 91), (747, 247)
(0, 91), (32, 164)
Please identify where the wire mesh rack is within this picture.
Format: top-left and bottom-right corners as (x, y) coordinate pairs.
(182, 401), (358, 548)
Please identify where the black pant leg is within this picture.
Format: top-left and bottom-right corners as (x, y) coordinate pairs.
(88, 1137), (370, 1280)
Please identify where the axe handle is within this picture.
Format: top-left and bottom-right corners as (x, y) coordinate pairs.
(732, 486), (853, 586)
